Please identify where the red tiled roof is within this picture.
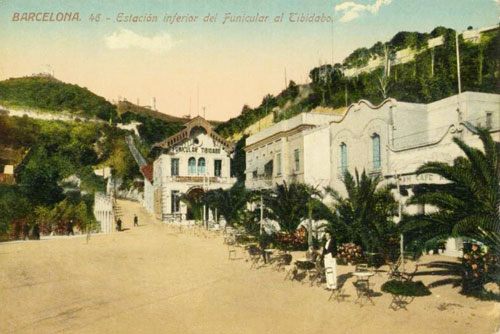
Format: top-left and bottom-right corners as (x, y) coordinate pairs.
(140, 164), (154, 183)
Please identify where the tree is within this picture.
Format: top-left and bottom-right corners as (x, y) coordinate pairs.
(402, 128), (499, 251)
(265, 181), (312, 232)
(325, 170), (399, 261)
(18, 147), (64, 206)
(203, 183), (249, 227)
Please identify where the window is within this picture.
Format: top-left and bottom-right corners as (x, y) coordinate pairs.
(252, 170), (257, 179)
(214, 159), (222, 177)
(264, 160), (273, 177)
(198, 157), (206, 175)
(294, 149), (300, 172)
(276, 152), (282, 175)
(486, 112), (492, 129)
(372, 134), (381, 169)
(340, 143), (347, 174)
(188, 157), (196, 175)
(171, 158), (179, 176)
(171, 190), (180, 213)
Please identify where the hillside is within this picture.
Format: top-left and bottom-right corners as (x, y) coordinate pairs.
(0, 76), (117, 121)
(216, 25), (500, 139)
(0, 77), (189, 147)
(117, 100), (187, 123)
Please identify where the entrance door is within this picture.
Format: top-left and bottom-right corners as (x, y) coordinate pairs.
(185, 187), (204, 220)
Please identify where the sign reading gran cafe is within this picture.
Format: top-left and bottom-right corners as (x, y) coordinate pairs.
(142, 116), (236, 221)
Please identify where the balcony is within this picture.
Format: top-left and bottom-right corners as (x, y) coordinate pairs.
(247, 174), (273, 189)
(166, 176), (237, 184)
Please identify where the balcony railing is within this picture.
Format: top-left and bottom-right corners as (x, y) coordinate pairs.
(166, 176), (236, 184)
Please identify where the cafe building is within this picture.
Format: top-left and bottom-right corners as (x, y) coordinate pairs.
(245, 91), (500, 256)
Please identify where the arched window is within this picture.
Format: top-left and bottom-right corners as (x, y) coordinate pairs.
(340, 143), (347, 175)
(198, 157), (206, 175)
(188, 157), (196, 175)
(372, 134), (381, 169)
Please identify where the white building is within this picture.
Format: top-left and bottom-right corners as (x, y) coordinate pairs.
(245, 92), (500, 256)
(145, 116), (237, 221)
(245, 112), (342, 190)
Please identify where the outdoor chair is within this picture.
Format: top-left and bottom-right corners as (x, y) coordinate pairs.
(227, 239), (237, 260)
(355, 263), (369, 273)
(389, 294), (415, 311)
(353, 280), (375, 307)
(293, 259), (315, 284)
(400, 263), (419, 282)
(272, 253), (292, 271)
(308, 258), (326, 286)
(387, 255), (403, 280)
(248, 245), (262, 269)
(284, 263), (298, 281)
(326, 268), (346, 302)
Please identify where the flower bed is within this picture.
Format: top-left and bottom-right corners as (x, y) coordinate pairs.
(337, 243), (365, 265)
(275, 229), (307, 251)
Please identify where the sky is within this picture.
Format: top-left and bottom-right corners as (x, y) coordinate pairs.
(0, 0), (498, 121)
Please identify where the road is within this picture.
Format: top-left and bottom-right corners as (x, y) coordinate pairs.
(0, 200), (498, 334)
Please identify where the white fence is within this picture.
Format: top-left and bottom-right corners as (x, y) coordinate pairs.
(94, 192), (114, 233)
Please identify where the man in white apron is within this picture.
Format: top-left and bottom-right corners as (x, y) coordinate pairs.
(323, 232), (337, 289)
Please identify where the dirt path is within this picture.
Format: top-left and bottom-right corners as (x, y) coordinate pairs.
(1, 200), (498, 334)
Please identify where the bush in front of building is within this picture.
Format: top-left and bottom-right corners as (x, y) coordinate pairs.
(336, 243), (365, 265)
(275, 229), (307, 251)
(462, 243), (500, 295)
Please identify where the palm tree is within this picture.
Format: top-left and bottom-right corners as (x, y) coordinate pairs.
(403, 127), (499, 251)
(326, 169), (399, 262)
(203, 183), (249, 227)
(265, 181), (312, 232)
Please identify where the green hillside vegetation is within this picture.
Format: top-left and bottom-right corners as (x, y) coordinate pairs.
(217, 26), (500, 139)
(0, 115), (142, 238)
(0, 77), (189, 147)
(117, 100), (186, 123)
(0, 76), (117, 121)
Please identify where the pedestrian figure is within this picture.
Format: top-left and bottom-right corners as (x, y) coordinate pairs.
(23, 223), (30, 240)
(133, 214), (138, 227)
(68, 220), (74, 236)
(33, 222), (40, 240)
(116, 218), (122, 231)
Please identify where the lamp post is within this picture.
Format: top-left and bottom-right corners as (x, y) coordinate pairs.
(396, 173), (404, 273)
(260, 191), (264, 238)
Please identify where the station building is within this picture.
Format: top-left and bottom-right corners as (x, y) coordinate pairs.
(143, 116), (236, 221)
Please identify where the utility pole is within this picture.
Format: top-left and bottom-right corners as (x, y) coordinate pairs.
(308, 199), (313, 248)
(455, 31), (462, 95)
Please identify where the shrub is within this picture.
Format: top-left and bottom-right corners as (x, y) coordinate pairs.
(276, 229), (307, 251)
(381, 280), (431, 296)
(462, 243), (500, 293)
(337, 243), (365, 265)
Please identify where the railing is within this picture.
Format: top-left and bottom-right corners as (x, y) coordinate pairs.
(166, 176), (237, 184)
(162, 213), (186, 222)
(248, 175), (273, 188)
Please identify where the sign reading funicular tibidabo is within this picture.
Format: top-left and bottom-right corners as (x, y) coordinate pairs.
(169, 146), (222, 154)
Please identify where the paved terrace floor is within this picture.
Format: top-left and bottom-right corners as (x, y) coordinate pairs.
(1, 200), (499, 334)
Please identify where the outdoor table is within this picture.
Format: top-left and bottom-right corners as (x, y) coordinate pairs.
(264, 249), (276, 263)
(353, 271), (376, 306)
(353, 271), (375, 281)
(295, 258), (315, 270)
